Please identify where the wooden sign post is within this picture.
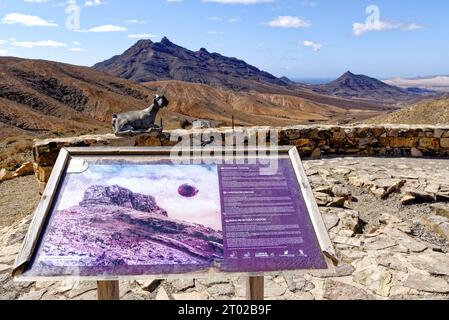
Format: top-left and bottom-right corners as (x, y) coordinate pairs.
(246, 276), (265, 300)
(97, 281), (120, 300)
(95, 277), (265, 301)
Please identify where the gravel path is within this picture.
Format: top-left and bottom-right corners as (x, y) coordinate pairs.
(0, 176), (40, 228)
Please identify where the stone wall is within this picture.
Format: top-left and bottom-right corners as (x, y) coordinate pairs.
(32, 125), (449, 191)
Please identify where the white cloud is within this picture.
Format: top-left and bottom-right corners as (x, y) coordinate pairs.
(24, 0), (51, 3)
(0, 49), (8, 55)
(202, 0), (274, 3)
(302, 40), (322, 52)
(73, 41), (81, 46)
(268, 16), (311, 28)
(166, 0), (184, 2)
(228, 17), (240, 23)
(86, 24), (127, 32)
(85, 0), (105, 6)
(1, 13), (58, 27)
(0, 40), (8, 45)
(68, 47), (87, 52)
(402, 23), (424, 31)
(128, 34), (160, 39)
(11, 40), (67, 48)
(353, 20), (424, 36)
(126, 19), (147, 24)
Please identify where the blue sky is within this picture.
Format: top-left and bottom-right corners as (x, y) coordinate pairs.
(0, 0), (448, 79)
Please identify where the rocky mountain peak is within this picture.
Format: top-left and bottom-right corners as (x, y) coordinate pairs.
(130, 39), (154, 50)
(160, 36), (174, 46)
(312, 70), (418, 101)
(80, 185), (168, 216)
(135, 39), (153, 45)
(93, 38), (287, 89)
(279, 76), (295, 85)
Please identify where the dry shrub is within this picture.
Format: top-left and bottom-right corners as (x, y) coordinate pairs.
(12, 140), (33, 154)
(3, 154), (24, 170)
(0, 136), (34, 171)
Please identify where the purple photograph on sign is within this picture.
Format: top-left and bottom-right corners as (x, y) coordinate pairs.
(27, 162), (224, 277)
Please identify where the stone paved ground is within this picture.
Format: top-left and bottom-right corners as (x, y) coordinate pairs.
(1, 157), (449, 300)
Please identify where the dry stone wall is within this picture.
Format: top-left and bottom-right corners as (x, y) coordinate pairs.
(32, 125), (449, 191)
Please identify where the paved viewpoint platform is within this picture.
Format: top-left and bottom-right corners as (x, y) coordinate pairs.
(1, 157), (449, 300)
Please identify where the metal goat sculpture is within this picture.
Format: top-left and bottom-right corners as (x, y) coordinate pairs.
(112, 95), (169, 136)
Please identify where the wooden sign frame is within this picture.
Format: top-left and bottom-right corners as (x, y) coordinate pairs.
(13, 146), (337, 300)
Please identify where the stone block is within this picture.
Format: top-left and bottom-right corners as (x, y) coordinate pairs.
(310, 148), (321, 159)
(387, 129), (399, 137)
(404, 274), (449, 293)
(13, 161), (34, 177)
(434, 129), (444, 138)
(441, 138), (449, 149)
(34, 147), (61, 167)
(378, 137), (389, 147)
(323, 280), (375, 300)
(331, 128), (346, 140)
(411, 148), (423, 157)
(419, 137), (440, 150)
(33, 164), (53, 183)
(388, 137), (418, 148)
(293, 138), (311, 148)
(0, 169), (14, 182)
(283, 129), (301, 141)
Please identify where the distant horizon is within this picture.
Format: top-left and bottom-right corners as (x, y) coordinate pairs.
(1, 1), (448, 79)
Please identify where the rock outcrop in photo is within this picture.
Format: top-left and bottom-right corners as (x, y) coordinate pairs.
(80, 185), (168, 217)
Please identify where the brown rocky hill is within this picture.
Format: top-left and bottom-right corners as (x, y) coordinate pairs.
(366, 98), (449, 125)
(0, 57), (153, 136)
(0, 56), (183, 169)
(94, 37), (287, 90)
(312, 71), (424, 102)
(0, 57), (212, 139)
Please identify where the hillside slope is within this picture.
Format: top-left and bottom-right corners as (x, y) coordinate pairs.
(144, 80), (356, 126)
(0, 57), (220, 138)
(366, 98), (449, 125)
(0, 57), (159, 135)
